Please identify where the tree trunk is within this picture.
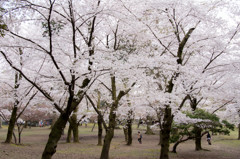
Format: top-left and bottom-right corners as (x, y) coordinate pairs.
(100, 128), (114, 159)
(145, 124), (154, 135)
(100, 105), (116, 159)
(123, 126), (128, 142)
(97, 115), (103, 146)
(238, 123), (240, 140)
(194, 127), (202, 151)
(66, 124), (72, 143)
(160, 107), (172, 159)
(0, 117), (2, 128)
(5, 106), (18, 143)
(41, 112), (69, 159)
(13, 131), (17, 144)
(127, 120), (132, 145)
(91, 123), (96, 132)
(145, 116), (154, 135)
(158, 130), (162, 145)
(71, 113), (79, 143)
(137, 118), (142, 128)
(172, 141), (180, 153)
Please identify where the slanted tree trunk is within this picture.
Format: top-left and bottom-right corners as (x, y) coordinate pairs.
(42, 111), (70, 159)
(5, 106), (18, 143)
(160, 107), (172, 159)
(13, 131), (17, 144)
(172, 141), (180, 153)
(91, 123), (96, 132)
(172, 136), (194, 153)
(194, 126), (202, 151)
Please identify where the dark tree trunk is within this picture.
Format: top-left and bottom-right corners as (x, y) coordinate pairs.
(172, 136), (194, 153)
(17, 124), (24, 144)
(238, 123), (240, 140)
(100, 103), (116, 159)
(5, 106), (18, 143)
(41, 112), (69, 159)
(66, 124), (72, 143)
(137, 118), (142, 128)
(50, 113), (57, 129)
(97, 115), (103, 146)
(194, 127), (202, 151)
(127, 120), (132, 145)
(123, 126), (128, 142)
(160, 107), (172, 159)
(172, 141), (180, 153)
(100, 128), (114, 159)
(158, 130), (162, 145)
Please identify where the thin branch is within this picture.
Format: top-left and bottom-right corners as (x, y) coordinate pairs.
(16, 91), (38, 120)
(211, 98), (235, 114)
(85, 94), (108, 130)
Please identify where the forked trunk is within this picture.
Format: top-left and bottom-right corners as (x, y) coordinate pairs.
(160, 107), (172, 159)
(5, 106), (18, 143)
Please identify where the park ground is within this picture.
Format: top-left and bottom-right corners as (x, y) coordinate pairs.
(0, 124), (240, 159)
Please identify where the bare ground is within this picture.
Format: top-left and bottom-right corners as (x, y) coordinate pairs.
(0, 125), (239, 159)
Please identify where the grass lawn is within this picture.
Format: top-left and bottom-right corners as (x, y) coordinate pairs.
(0, 124), (239, 159)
